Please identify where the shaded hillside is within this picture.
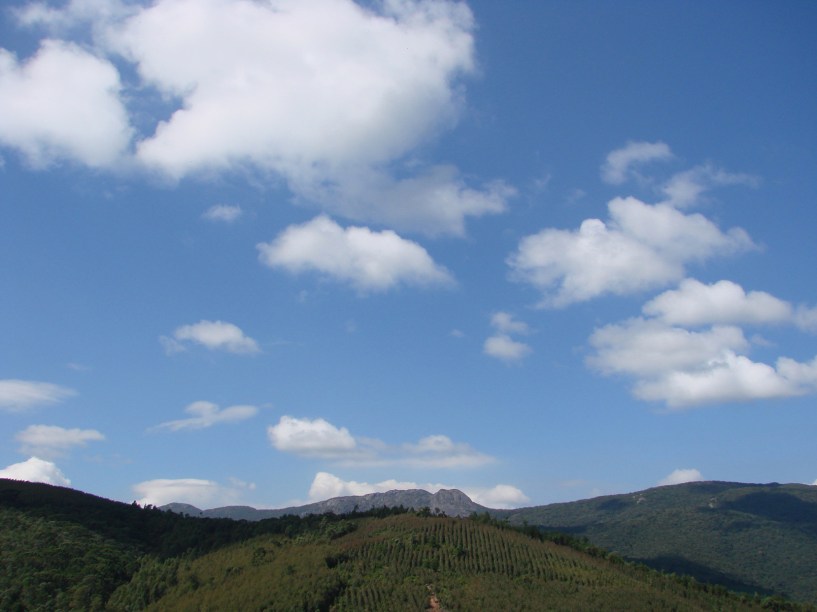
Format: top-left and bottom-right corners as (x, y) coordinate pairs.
(499, 481), (817, 603)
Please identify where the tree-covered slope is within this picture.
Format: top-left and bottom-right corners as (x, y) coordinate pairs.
(499, 481), (817, 603)
(123, 514), (782, 611)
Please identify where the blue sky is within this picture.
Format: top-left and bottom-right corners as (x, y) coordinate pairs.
(1, 0), (816, 510)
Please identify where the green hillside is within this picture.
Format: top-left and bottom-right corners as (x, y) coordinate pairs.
(499, 481), (817, 604)
(1, 478), (813, 611)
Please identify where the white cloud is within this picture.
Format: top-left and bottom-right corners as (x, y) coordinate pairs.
(16, 425), (104, 459)
(101, 0), (504, 234)
(466, 484), (530, 509)
(0, 457), (70, 486)
(268, 416), (494, 468)
(162, 320), (260, 354)
(484, 312), (532, 362)
(257, 215), (453, 292)
(490, 312), (530, 335)
(0, 40), (132, 167)
(658, 468), (703, 486)
(0, 379), (76, 412)
(306, 472), (528, 509)
(643, 279), (794, 327)
(601, 141), (672, 185)
(589, 318), (750, 378)
(483, 334), (532, 363)
(509, 196), (754, 307)
(268, 416), (358, 459)
(202, 204), (242, 222)
(132, 478), (243, 507)
(109, 0), (475, 176)
(660, 164), (759, 209)
(153, 401), (258, 431)
(588, 318), (817, 407)
(6, 0), (512, 234)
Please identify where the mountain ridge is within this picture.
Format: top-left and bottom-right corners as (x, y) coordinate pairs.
(162, 487), (489, 519)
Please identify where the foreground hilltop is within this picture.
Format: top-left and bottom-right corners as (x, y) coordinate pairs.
(165, 479), (817, 604)
(2, 478), (799, 611)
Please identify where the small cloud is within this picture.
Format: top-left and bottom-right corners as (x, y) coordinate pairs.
(0, 379), (76, 412)
(161, 320), (260, 355)
(484, 312), (532, 363)
(66, 362), (92, 372)
(466, 484), (530, 509)
(483, 334), (531, 363)
(257, 215), (453, 293)
(490, 312), (530, 335)
(202, 204), (242, 222)
(0, 456), (70, 486)
(16, 424), (104, 459)
(601, 141), (673, 185)
(153, 401), (258, 431)
(268, 416), (358, 459)
(450, 329), (465, 338)
(658, 468), (703, 486)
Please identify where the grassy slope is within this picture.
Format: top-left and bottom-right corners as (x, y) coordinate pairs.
(499, 481), (817, 603)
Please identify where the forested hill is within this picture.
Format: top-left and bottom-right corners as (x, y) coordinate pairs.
(497, 481), (817, 604)
(2, 478), (809, 611)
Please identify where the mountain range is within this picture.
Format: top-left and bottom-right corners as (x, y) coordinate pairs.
(162, 487), (489, 520)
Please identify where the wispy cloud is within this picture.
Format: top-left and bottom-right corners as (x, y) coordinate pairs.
(0, 379), (76, 412)
(600, 141), (672, 185)
(152, 401), (258, 431)
(16, 424), (104, 459)
(202, 204), (242, 222)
